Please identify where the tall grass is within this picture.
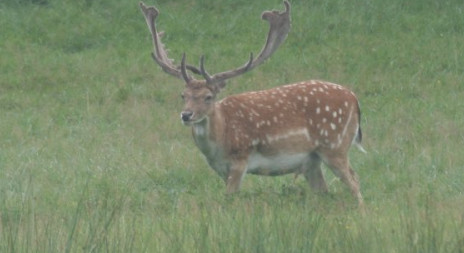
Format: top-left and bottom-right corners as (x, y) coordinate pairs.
(1, 0), (464, 252)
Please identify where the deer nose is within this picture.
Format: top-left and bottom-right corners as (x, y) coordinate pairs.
(181, 111), (193, 122)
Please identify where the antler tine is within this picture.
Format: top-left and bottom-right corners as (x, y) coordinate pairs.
(201, 0), (291, 86)
(181, 53), (192, 83)
(140, 2), (195, 83)
(200, 55), (213, 83)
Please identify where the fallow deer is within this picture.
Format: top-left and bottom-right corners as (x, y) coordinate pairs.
(140, 1), (366, 205)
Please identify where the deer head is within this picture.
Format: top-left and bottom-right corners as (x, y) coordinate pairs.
(139, 1), (291, 125)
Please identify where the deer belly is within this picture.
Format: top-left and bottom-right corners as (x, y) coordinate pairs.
(246, 152), (308, 176)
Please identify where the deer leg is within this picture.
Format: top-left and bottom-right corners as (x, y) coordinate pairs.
(303, 153), (328, 193)
(323, 154), (363, 206)
(225, 159), (248, 194)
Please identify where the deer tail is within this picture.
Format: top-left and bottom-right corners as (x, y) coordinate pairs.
(354, 102), (367, 154)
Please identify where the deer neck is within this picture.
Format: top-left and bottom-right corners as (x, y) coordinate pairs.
(191, 104), (224, 159)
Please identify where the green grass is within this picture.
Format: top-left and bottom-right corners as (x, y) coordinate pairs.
(1, 0), (464, 252)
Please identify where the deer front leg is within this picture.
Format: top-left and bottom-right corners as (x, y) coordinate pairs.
(226, 159), (248, 194)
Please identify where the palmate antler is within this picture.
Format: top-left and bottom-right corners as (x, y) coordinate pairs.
(140, 1), (291, 87)
(200, 1), (291, 86)
(139, 2), (201, 82)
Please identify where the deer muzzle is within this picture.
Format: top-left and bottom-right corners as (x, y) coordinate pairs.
(181, 111), (194, 124)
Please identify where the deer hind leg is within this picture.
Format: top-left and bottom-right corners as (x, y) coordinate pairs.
(322, 153), (363, 206)
(302, 153), (328, 193)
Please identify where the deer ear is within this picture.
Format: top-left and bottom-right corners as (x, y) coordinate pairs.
(205, 81), (225, 94)
(216, 81), (227, 90)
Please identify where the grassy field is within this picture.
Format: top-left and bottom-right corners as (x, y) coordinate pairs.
(1, 0), (464, 252)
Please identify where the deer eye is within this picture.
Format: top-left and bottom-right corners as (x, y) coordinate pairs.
(180, 94), (185, 101)
(205, 95), (214, 103)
